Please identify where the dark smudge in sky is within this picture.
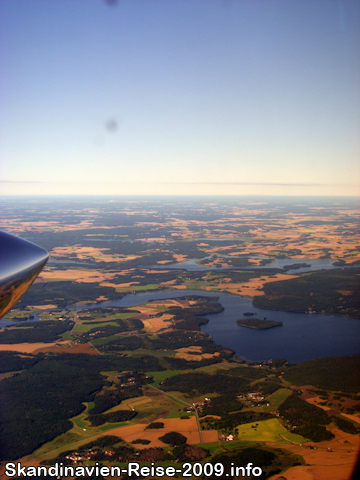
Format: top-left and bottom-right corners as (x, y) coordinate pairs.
(105, 0), (120, 7)
(105, 119), (118, 133)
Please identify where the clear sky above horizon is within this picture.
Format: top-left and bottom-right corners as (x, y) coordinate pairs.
(1, 0), (359, 197)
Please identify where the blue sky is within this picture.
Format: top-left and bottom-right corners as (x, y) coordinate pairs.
(1, 0), (359, 196)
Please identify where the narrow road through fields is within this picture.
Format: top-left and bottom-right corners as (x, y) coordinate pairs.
(147, 384), (204, 443)
(194, 407), (204, 444)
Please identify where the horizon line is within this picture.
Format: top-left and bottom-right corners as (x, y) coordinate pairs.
(1, 180), (359, 188)
(1, 193), (359, 199)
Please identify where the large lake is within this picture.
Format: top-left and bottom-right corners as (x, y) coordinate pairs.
(154, 256), (347, 274)
(2, 289), (359, 363)
(48, 255), (349, 274)
(63, 289), (360, 364)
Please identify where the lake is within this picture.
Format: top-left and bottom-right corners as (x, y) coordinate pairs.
(153, 256), (347, 274)
(1, 288), (359, 364)
(65, 289), (360, 364)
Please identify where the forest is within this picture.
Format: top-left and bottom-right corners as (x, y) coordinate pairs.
(17, 281), (122, 309)
(0, 353), (161, 460)
(162, 372), (251, 395)
(236, 318), (283, 329)
(253, 268), (360, 317)
(0, 319), (74, 344)
(278, 392), (334, 442)
(205, 446), (303, 480)
(283, 354), (360, 393)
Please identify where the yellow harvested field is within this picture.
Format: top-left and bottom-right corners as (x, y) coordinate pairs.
(161, 279), (177, 285)
(137, 237), (167, 243)
(26, 304), (58, 310)
(247, 258), (264, 265)
(106, 416), (207, 448)
(50, 245), (139, 263)
(341, 413), (360, 425)
(203, 352), (220, 359)
(175, 345), (221, 361)
(169, 299), (191, 307)
(173, 254), (188, 262)
(217, 274), (299, 297)
(175, 351), (220, 361)
(186, 215), (359, 262)
(270, 427), (360, 480)
(0, 341), (71, 354)
(142, 314), (174, 332)
(129, 306), (156, 315)
(0, 220), (92, 233)
(144, 269), (171, 274)
(176, 346), (203, 353)
(40, 268), (119, 284)
(34, 343), (98, 355)
(201, 430), (219, 443)
(149, 417), (198, 431)
(175, 346), (220, 361)
(96, 295), (108, 301)
(98, 282), (127, 289)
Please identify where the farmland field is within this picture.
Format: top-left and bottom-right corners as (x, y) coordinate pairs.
(235, 418), (308, 444)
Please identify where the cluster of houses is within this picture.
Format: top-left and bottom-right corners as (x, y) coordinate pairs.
(219, 433), (235, 441)
(117, 375), (136, 386)
(116, 373), (151, 386)
(65, 449), (115, 465)
(65, 451), (96, 464)
(192, 397), (211, 412)
(182, 398), (212, 414)
(250, 360), (274, 369)
(88, 330), (104, 337)
(237, 392), (270, 407)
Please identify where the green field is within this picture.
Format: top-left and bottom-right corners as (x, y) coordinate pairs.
(119, 347), (176, 358)
(72, 321), (119, 332)
(98, 422), (129, 431)
(59, 330), (74, 340)
(184, 281), (219, 290)
(265, 388), (292, 410)
(90, 334), (122, 346)
(197, 361), (242, 375)
(132, 284), (160, 291)
(235, 418), (308, 444)
(118, 312), (142, 319)
(33, 431), (89, 460)
(164, 411), (195, 419)
(72, 415), (88, 429)
(146, 369), (184, 387)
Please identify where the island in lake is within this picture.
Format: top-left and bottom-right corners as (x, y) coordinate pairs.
(237, 318), (283, 329)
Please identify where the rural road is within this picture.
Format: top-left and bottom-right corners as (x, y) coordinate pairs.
(148, 384), (204, 444)
(194, 406), (204, 444)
